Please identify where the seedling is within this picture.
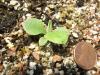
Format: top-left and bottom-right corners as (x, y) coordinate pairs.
(23, 18), (70, 46)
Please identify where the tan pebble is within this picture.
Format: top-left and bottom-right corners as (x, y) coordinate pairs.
(9, 47), (16, 52)
(56, 63), (62, 68)
(52, 55), (62, 62)
(48, 5), (55, 9)
(7, 70), (15, 75)
(7, 50), (16, 56)
(96, 20), (100, 24)
(17, 63), (24, 70)
(0, 34), (3, 37)
(32, 52), (40, 61)
(10, 0), (18, 5)
(93, 35), (100, 42)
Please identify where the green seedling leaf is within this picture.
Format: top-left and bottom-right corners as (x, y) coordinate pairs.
(39, 37), (48, 46)
(44, 27), (70, 44)
(47, 20), (52, 32)
(23, 18), (46, 35)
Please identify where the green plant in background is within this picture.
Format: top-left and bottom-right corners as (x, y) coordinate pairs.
(23, 18), (70, 46)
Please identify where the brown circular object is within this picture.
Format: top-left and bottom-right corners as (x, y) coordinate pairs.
(94, 71), (100, 75)
(94, 73), (100, 75)
(97, 49), (100, 60)
(74, 41), (97, 70)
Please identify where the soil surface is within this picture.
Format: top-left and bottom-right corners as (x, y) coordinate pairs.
(0, 0), (100, 75)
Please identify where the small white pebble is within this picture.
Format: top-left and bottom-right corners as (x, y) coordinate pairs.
(10, 0), (18, 5)
(29, 70), (34, 75)
(86, 71), (92, 75)
(7, 43), (14, 48)
(40, 51), (45, 55)
(4, 37), (12, 44)
(91, 70), (96, 74)
(96, 61), (100, 68)
(23, 55), (28, 60)
(49, 56), (53, 62)
(86, 40), (91, 43)
(72, 32), (79, 38)
(90, 30), (98, 35)
(54, 68), (59, 74)
(93, 35), (99, 42)
(1, 48), (6, 52)
(59, 70), (64, 75)
(29, 43), (36, 49)
(26, 13), (32, 18)
(29, 62), (36, 69)
(41, 14), (46, 20)
(36, 7), (41, 11)
(46, 69), (53, 75)
(0, 34), (3, 37)
(56, 63), (62, 68)
(14, 3), (20, 10)
(63, 57), (74, 66)
(22, 16), (26, 20)
(18, 29), (23, 36)
(4, 37), (14, 48)
(24, 3), (28, 8)
(45, 52), (51, 57)
(71, 24), (76, 29)
(34, 46), (39, 51)
(48, 4), (55, 9)
(3, 61), (9, 69)
(1, 0), (5, 2)
(53, 12), (60, 19)
(45, 7), (49, 11)
(23, 8), (28, 11)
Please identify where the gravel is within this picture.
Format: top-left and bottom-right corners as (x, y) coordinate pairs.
(0, 0), (100, 75)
